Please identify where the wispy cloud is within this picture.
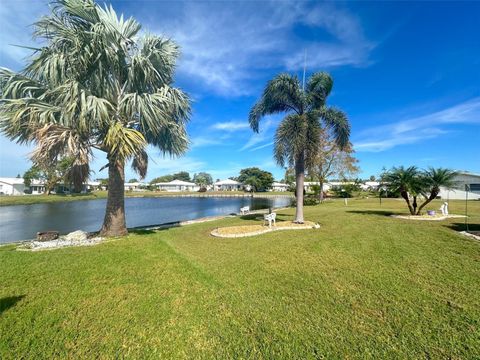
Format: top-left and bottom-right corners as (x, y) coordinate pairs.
(249, 142), (274, 152)
(149, 1), (374, 97)
(211, 121), (250, 132)
(355, 98), (480, 152)
(240, 116), (278, 151)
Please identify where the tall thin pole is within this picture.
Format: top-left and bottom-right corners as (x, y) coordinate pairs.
(302, 49), (307, 91)
(465, 184), (469, 232)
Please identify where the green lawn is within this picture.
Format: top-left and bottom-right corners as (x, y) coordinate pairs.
(0, 190), (293, 206)
(1, 199), (479, 358)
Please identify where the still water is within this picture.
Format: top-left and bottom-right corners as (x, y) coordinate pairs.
(0, 196), (292, 243)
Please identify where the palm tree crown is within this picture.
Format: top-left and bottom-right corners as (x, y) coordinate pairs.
(249, 72), (350, 222)
(0, 0), (190, 236)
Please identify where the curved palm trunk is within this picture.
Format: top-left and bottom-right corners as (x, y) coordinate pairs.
(400, 190), (415, 215)
(100, 159), (128, 237)
(294, 152), (305, 223)
(416, 189), (438, 215)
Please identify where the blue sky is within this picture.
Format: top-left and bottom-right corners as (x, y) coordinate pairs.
(1, 0), (479, 181)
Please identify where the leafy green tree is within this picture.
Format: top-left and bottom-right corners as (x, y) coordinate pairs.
(238, 167), (274, 192)
(193, 172), (213, 186)
(172, 171), (191, 182)
(128, 178), (138, 183)
(150, 175), (174, 184)
(308, 129), (359, 202)
(249, 72), (350, 222)
(0, 0), (190, 236)
(23, 157), (75, 194)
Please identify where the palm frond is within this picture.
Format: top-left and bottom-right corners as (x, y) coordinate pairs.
(307, 72), (333, 109)
(103, 122), (146, 161)
(131, 149), (148, 179)
(320, 106), (350, 150)
(249, 73), (302, 132)
(274, 114), (307, 167)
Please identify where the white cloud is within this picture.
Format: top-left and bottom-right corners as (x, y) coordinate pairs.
(240, 116), (278, 151)
(150, 1), (374, 97)
(211, 121), (250, 132)
(249, 142), (274, 152)
(0, 1), (49, 68)
(354, 98), (480, 152)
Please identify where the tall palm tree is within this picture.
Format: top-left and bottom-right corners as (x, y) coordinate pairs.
(249, 72), (350, 223)
(0, 0), (190, 236)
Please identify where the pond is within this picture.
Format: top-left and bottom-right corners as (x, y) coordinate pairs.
(0, 196), (293, 243)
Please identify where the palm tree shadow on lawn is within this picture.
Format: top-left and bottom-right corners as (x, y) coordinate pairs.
(445, 222), (480, 232)
(346, 210), (395, 217)
(239, 212), (291, 223)
(0, 295), (25, 315)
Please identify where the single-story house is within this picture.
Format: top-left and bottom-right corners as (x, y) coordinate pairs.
(271, 182), (289, 192)
(124, 182), (146, 191)
(0, 177), (25, 195)
(438, 171), (480, 200)
(155, 180), (199, 192)
(360, 181), (380, 191)
(214, 179), (243, 191)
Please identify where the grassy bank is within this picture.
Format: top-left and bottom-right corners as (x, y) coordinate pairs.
(1, 199), (479, 358)
(0, 190), (293, 206)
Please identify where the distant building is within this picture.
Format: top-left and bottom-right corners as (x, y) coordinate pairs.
(124, 182), (146, 191)
(0, 177), (25, 195)
(154, 180), (199, 192)
(271, 182), (289, 192)
(214, 179), (243, 191)
(438, 171), (480, 200)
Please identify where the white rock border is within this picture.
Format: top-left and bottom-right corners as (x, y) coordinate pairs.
(459, 231), (480, 241)
(211, 223), (320, 238)
(390, 214), (466, 221)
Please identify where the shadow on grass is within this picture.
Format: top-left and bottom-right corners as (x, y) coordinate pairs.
(239, 213), (291, 223)
(0, 295), (25, 315)
(346, 210), (395, 217)
(445, 222), (480, 232)
(129, 229), (158, 235)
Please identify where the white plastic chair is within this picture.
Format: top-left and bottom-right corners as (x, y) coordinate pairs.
(263, 213), (276, 227)
(240, 206), (250, 215)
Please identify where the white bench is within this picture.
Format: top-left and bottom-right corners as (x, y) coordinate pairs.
(240, 206), (250, 215)
(263, 212), (276, 227)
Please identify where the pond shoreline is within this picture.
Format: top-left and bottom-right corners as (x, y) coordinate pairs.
(0, 197), (293, 244)
(0, 191), (294, 207)
(1, 206), (290, 246)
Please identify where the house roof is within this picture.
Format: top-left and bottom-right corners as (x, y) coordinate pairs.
(272, 182), (288, 186)
(0, 177), (24, 185)
(155, 179), (196, 186)
(214, 179), (241, 185)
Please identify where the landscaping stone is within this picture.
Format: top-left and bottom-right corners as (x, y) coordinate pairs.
(64, 230), (88, 242)
(36, 231), (59, 242)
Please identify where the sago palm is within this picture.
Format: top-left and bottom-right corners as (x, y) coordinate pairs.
(249, 72), (350, 222)
(383, 166), (423, 215)
(0, 0), (190, 236)
(417, 168), (457, 214)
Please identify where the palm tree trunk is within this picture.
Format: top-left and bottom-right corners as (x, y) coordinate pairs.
(294, 152), (305, 223)
(100, 158), (128, 237)
(416, 190), (438, 215)
(412, 196), (418, 215)
(400, 190), (415, 215)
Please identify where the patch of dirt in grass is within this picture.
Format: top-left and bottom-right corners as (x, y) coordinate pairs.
(211, 221), (319, 238)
